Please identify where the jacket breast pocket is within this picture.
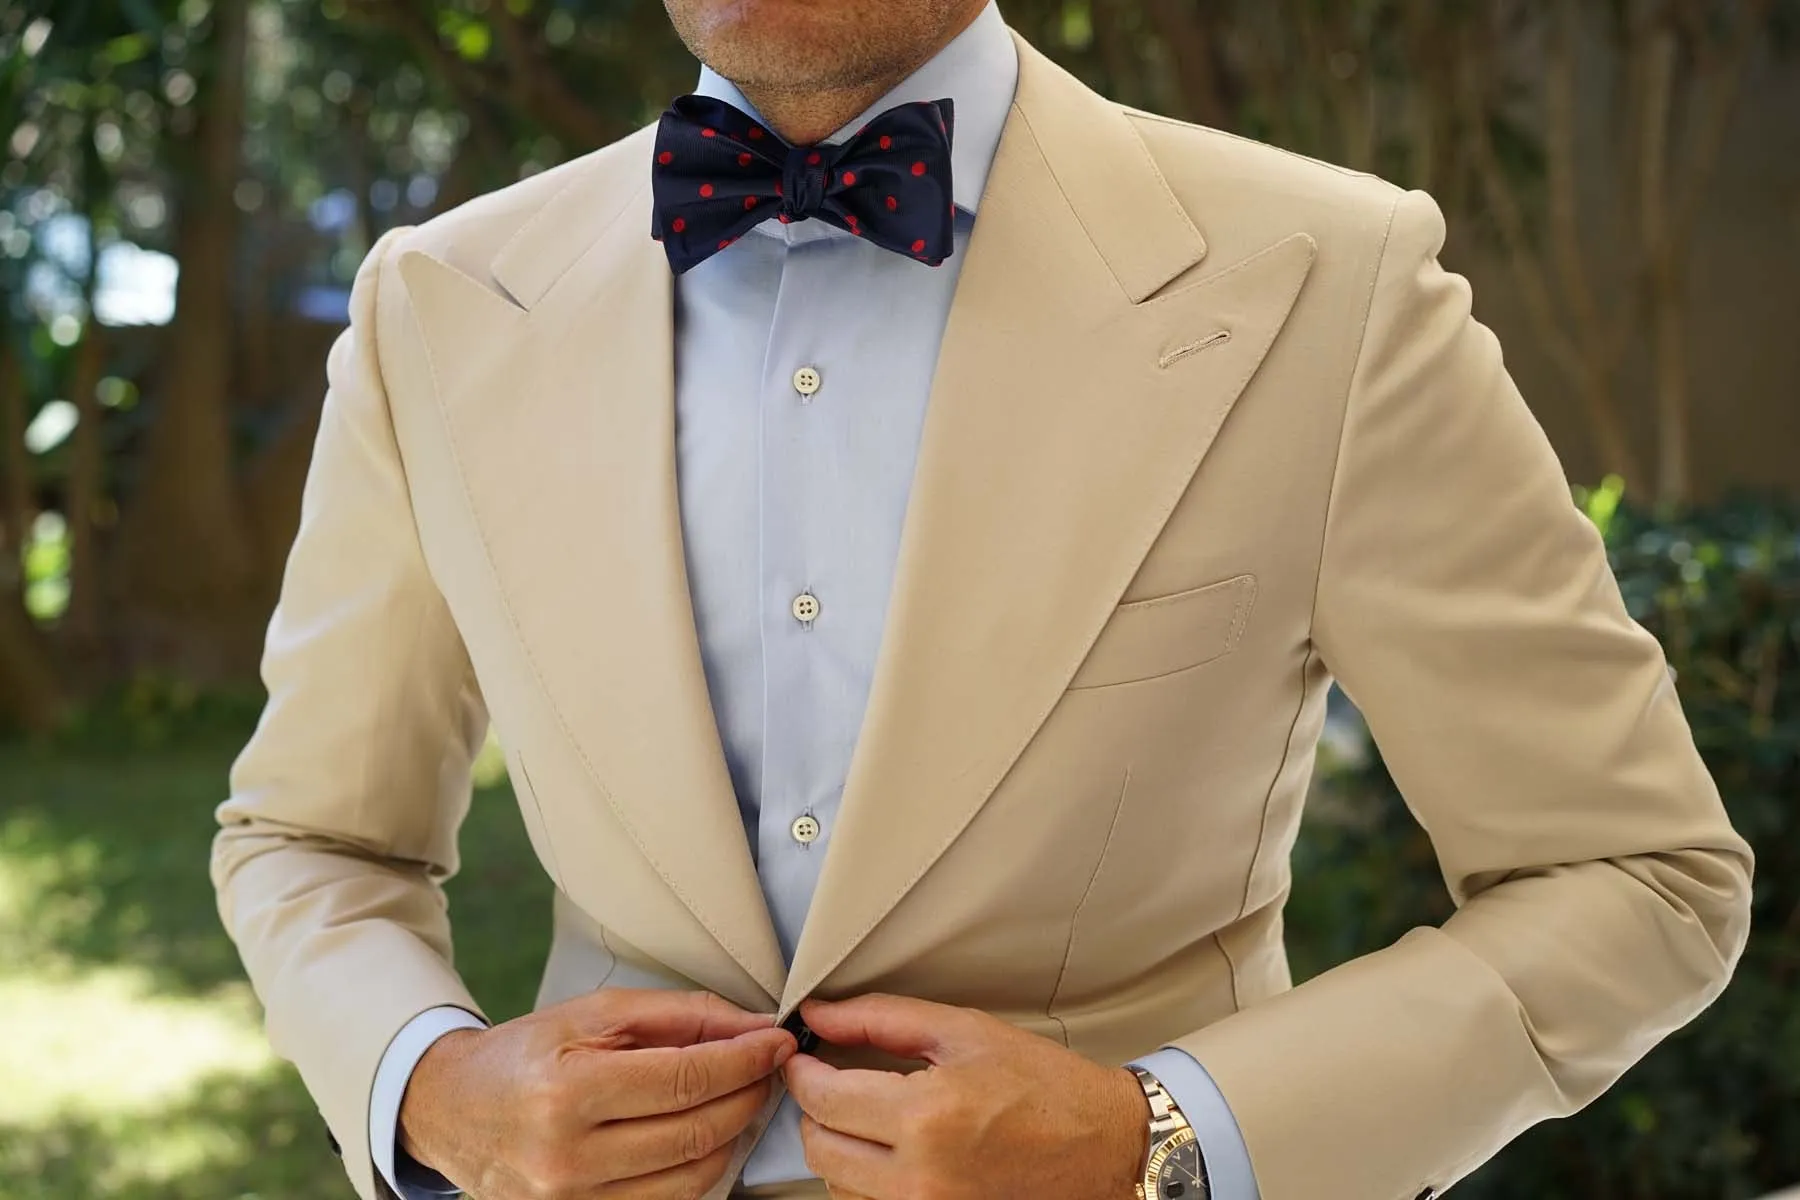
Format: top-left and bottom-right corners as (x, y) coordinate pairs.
(1067, 573), (1257, 690)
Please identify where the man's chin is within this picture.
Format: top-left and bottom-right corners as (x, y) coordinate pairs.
(691, 2), (869, 80)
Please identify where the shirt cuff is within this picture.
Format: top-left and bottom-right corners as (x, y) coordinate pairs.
(370, 1005), (489, 1198)
(1128, 1047), (1261, 1200)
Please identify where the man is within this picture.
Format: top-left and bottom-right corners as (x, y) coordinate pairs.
(211, 0), (1754, 1197)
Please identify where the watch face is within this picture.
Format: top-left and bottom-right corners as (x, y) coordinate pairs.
(1147, 1128), (1206, 1198)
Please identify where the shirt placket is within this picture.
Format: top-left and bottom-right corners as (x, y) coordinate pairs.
(756, 234), (842, 962)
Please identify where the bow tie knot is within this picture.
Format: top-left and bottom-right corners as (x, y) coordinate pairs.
(780, 147), (831, 220)
(651, 93), (957, 274)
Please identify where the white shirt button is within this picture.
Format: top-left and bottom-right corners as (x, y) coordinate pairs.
(791, 814), (822, 844)
(792, 366), (822, 399)
(791, 592), (820, 624)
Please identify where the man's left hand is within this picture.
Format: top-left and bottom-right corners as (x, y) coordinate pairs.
(782, 994), (1150, 1200)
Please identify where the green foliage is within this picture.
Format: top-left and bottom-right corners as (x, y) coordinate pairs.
(1289, 490), (1800, 1198)
(0, 670), (272, 753)
(21, 511), (68, 619)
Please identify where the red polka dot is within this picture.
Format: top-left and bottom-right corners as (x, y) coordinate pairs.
(748, 127), (765, 140)
(699, 183), (714, 197)
(701, 128), (717, 138)
(657, 150), (673, 165)
(744, 195), (758, 209)
(778, 213), (792, 223)
(738, 152), (753, 166)
(885, 195), (898, 211)
(775, 181), (784, 197)
(879, 135), (892, 150)
(911, 161), (926, 176)
(912, 238), (926, 252)
(806, 151), (822, 166)
(718, 238), (734, 250)
(671, 217), (686, 233)
(841, 171), (857, 186)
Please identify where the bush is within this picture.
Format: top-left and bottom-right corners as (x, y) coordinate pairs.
(1287, 486), (1800, 1199)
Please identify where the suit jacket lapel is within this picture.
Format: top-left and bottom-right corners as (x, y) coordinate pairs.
(780, 39), (1317, 1011)
(397, 136), (788, 1006)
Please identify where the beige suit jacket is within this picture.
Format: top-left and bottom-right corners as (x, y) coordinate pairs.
(212, 32), (1753, 1200)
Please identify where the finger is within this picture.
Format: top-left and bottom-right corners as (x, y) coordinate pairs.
(799, 994), (973, 1064)
(592, 1138), (738, 1199)
(782, 1054), (911, 1147)
(582, 1027), (796, 1121)
(590, 1076), (772, 1179)
(800, 1113), (902, 1200)
(573, 987), (778, 1048)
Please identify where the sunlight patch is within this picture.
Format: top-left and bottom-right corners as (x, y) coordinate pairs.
(0, 968), (276, 1125)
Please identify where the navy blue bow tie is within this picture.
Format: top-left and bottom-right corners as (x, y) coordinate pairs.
(650, 94), (956, 274)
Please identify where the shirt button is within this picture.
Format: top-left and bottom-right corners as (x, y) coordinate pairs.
(792, 366), (822, 399)
(791, 814), (822, 844)
(791, 592), (820, 624)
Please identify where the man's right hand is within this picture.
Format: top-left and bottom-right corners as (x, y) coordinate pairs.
(399, 987), (797, 1198)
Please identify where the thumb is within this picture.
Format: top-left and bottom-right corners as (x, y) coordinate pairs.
(798, 994), (975, 1064)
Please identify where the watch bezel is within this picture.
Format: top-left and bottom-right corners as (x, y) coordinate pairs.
(1143, 1125), (1204, 1195)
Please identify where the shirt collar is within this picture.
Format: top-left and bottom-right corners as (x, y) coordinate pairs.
(691, 0), (1018, 221)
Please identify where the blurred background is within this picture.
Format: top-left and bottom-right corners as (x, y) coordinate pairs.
(0, 0), (1796, 1196)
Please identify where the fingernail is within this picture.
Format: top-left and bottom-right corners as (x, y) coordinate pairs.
(774, 1040), (797, 1065)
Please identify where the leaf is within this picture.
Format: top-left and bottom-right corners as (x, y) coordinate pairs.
(100, 32), (154, 65)
(455, 21), (492, 61)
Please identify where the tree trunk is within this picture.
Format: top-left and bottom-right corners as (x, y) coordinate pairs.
(1637, 23), (1690, 507)
(0, 595), (62, 735)
(0, 341), (28, 564)
(110, 0), (257, 668)
(1141, 0), (1231, 127)
(0, 343), (61, 735)
(1458, 20), (1643, 485)
(1642, 0), (1766, 507)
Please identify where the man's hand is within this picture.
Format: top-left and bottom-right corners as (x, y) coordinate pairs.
(400, 987), (796, 1199)
(782, 994), (1149, 1200)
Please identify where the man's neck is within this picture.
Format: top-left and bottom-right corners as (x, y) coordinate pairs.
(735, 78), (909, 147)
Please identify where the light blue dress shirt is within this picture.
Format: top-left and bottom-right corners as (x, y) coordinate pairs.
(369, 6), (1258, 1198)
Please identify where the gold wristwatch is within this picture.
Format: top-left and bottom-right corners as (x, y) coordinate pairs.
(1128, 1065), (1208, 1200)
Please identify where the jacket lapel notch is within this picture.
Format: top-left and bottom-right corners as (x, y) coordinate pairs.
(1005, 34), (1208, 302)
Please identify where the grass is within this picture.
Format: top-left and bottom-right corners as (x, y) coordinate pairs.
(0, 730), (552, 1199)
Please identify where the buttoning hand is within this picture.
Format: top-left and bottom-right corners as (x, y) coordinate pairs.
(400, 987), (795, 1199)
(782, 993), (1149, 1200)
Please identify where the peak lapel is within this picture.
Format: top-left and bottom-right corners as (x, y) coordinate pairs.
(398, 145), (787, 1004)
(780, 40), (1317, 1011)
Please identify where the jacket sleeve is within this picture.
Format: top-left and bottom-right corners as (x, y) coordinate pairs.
(1165, 188), (1753, 1200)
(211, 226), (489, 1200)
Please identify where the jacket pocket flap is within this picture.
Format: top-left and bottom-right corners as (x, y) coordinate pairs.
(1069, 574), (1257, 689)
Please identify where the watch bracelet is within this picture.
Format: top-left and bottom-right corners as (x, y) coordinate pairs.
(1129, 1065), (1190, 1138)
(1128, 1065), (1205, 1197)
